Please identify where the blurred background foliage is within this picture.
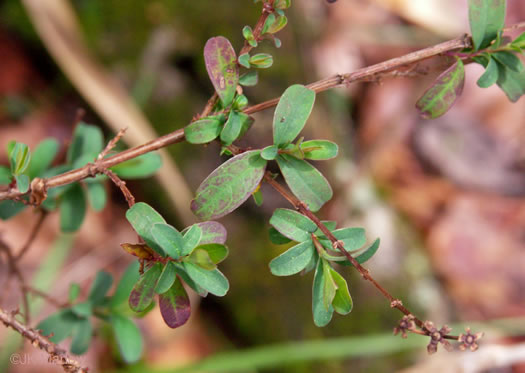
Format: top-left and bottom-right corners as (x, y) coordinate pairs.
(1, 0), (525, 372)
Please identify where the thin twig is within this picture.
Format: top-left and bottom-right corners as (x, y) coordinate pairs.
(0, 240), (30, 324)
(23, 286), (70, 309)
(0, 307), (88, 373)
(104, 169), (135, 207)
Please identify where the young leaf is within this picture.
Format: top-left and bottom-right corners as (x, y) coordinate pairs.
(60, 183), (86, 232)
(266, 15), (288, 34)
(204, 36), (239, 106)
(9, 142), (30, 175)
(191, 150), (267, 220)
(88, 271), (113, 304)
(37, 310), (78, 343)
(239, 71), (258, 87)
(330, 268), (353, 315)
(322, 260), (337, 311)
(261, 145), (279, 161)
(242, 25), (255, 42)
(184, 117), (223, 144)
(188, 248), (217, 270)
(67, 123), (103, 164)
(120, 243), (155, 260)
(152, 223), (185, 259)
(276, 154), (333, 212)
(182, 221), (227, 245)
(155, 262), (177, 294)
(269, 208), (317, 242)
(182, 225), (203, 256)
(183, 262), (229, 296)
(249, 54), (274, 69)
(126, 202), (167, 256)
(493, 51), (524, 72)
(233, 95), (249, 110)
(238, 53), (251, 69)
(262, 13), (276, 34)
(196, 243), (229, 264)
(70, 318), (93, 355)
(27, 138), (59, 178)
(273, 85), (316, 147)
(275, 0), (291, 9)
(14, 174), (29, 193)
(496, 62), (525, 102)
(269, 240), (316, 276)
(110, 315), (143, 363)
(300, 140), (338, 160)
(110, 152), (162, 179)
(129, 263), (163, 312)
(477, 55), (499, 88)
(86, 181), (107, 211)
(468, 0), (506, 50)
(110, 261), (141, 308)
(512, 31), (525, 49)
(221, 111), (246, 145)
(312, 259), (333, 327)
(158, 277), (191, 328)
(269, 227), (292, 245)
(416, 58), (465, 119)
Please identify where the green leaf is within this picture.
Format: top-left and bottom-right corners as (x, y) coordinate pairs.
(322, 260), (337, 311)
(110, 152), (162, 179)
(496, 61), (525, 102)
(182, 221), (227, 245)
(69, 283), (81, 303)
(183, 262), (229, 296)
(238, 53), (251, 69)
(152, 223), (185, 259)
(269, 208), (317, 242)
(261, 145), (279, 160)
(312, 259), (333, 327)
(37, 310), (78, 343)
(252, 188), (263, 206)
(249, 54), (273, 69)
(0, 200), (26, 220)
(184, 117), (223, 144)
(191, 150), (267, 220)
(182, 225), (203, 256)
(86, 181), (106, 211)
(330, 268), (353, 315)
(313, 221), (337, 237)
(126, 202), (167, 256)
(512, 31), (525, 48)
(319, 227), (367, 253)
(155, 261), (177, 294)
(111, 315), (143, 363)
(275, 0), (291, 9)
(468, 0), (506, 50)
(27, 138), (59, 178)
(266, 15), (287, 34)
(493, 51), (524, 72)
(353, 238), (380, 265)
(273, 85), (316, 147)
(70, 318), (93, 355)
(221, 111), (253, 145)
(262, 13), (276, 34)
(0, 166), (11, 185)
(60, 183), (86, 232)
(477, 55), (499, 88)
(269, 240), (315, 276)
(204, 36), (239, 106)
(71, 301), (92, 318)
(9, 142), (30, 175)
(188, 248), (217, 270)
(242, 26), (255, 42)
(67, 123), (104, 164)
(300, 140), (338, 160)
(268, 227), (292, 245)
(88, 270), (113, 304)
(14, 174), (29, 193)
(173, 263), (208, 297)
(239, 71), (258, 87)
(110, 261), (141, 308)
(233, 95), (249, 110)
(416, 58), (465, 119)
(158, 277), (191, 328)
(195, 243), (229, 264)
(129, 263), (162, 312)
(276, 154), (332, 212)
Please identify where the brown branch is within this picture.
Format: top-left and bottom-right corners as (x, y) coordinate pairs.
(0, 240), (30, 324)
(104, 169), (135, 208)
(0, 307), (88, 373)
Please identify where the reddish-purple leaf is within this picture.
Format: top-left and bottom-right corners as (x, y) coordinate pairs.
(129, 263), (162, 312)
(183, 221), (227, 245)
(416, 58), (465, 119)
(204, 36), (239, 106)
(158, 277), (191, 328)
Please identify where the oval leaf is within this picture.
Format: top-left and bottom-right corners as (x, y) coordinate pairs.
(330, 268), (353, 315)
(152, 223), (185, 259)
(129, 263), (162, 312)
(184, 117), (223, 144)
(60, 183), (86, 233)
(126, 202), (167, 256)
(86, 181), (107, 211)
(191, 150), (267, 220)
(204, 36), (239, 106)
(159, 277), (191, 328)
(276, 154), (332, 212)
(319, 227), (367, 253)
(183, 221), (227, 245)
(28, 138), (59, 178)
(312, 259), (333, 327)
(70, 318), (93, 355)
(416, 58), (465, 119)
(88, 270), (113, 304)
(300, 140), (338, 160)
(110, 152), (162, 179)
(182, 225), (203, 256)
(196, 243), (229, 264)
(111, 315), (143, 363)
(273, 85), (316, 147)
(269, 240), (315, 276)
(468, 0), (506, 50)
(477, 55), (499, 88)
(496, 62), (525, 102)
(183, 262), (229, 297)
(155, 261), (177, 294)
(269, 208), (317, 242)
